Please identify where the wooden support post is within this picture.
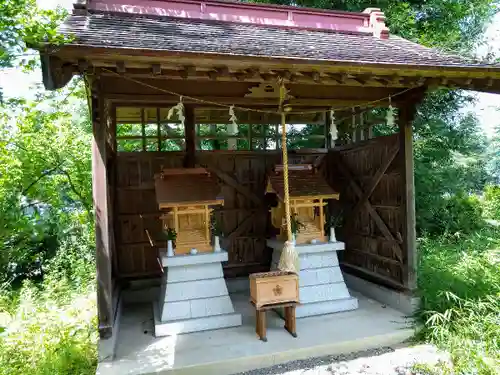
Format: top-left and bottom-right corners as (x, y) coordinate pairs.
(141, 108), (146, 151)
(183, 105), (196, 167)
(398, 101), (418, 291)
(319, 198), (324, 237)
(156, 108), (162, 151)
(351, 107), (356, 143)
(210, 124), (221, 150)
(324, 110), (332, 148)
(205, 205), (210, 242)
(275, 124), (280, 150)
(173, 207), (179, 234)
(248, 124), (253, 150)
(92, 87), (113, 339)
(358, 111), (365, 141)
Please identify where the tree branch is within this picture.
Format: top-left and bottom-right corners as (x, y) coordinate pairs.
(21, 162), (63, 195)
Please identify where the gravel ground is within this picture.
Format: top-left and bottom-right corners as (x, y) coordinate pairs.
(232, 345), (451, 375)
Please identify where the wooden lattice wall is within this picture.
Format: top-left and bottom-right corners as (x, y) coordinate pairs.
(325, 134), (409, 290)
(114, 150), (325, 278)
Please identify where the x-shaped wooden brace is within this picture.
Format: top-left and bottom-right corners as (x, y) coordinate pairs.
(206, 165), (266, 261)
(338, 142), (403, 263)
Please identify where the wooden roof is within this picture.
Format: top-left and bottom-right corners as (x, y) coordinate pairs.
(267, 164), (339, 200)
(59, 10), (493, 70)
(37, 0), (500, 94)
(154, 168), (223, 207)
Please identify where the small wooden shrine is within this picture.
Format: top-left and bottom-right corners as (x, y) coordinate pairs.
(266, 164), (339, 244)
(154, 168), (223, 254)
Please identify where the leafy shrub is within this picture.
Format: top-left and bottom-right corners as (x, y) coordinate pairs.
(483, 185), (500, 219)
(418, 192), (484, 236)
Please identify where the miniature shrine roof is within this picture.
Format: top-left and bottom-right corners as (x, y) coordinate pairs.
(267, 165), (339, 200)
(58, 6), (492, 69)
(154, 168), (223, 207)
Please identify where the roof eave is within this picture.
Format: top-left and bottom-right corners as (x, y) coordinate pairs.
(42, 44), (500, 92)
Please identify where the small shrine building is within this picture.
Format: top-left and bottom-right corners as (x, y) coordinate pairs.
(34, 0), (500, 372)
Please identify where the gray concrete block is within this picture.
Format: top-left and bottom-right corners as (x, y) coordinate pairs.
(167, 262), (223, 283)
(300, 252), (339, 270)
(300, 282), (351, 303)
(300, 266), (344, 287)
(267, 239), (345, 254)
(164, 278), (229, 302)
(162, 251), (228, 267)
(343, 273), (419, 315)
(191, 296), (235, 318)
(154, 301), (242, 336)
(161, 300), (191, 321)
(275, 297), (359, 318)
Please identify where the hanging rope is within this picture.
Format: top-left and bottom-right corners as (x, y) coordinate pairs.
(277, 79), (299, 274)
(280, 111), (292, 241)
(101, 68), (418, 116)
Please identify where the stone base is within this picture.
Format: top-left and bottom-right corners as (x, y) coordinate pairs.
(153, 301), (242, 336)
(156, 250), (242, 336)
(268, 239), (358, 318)
(344, 273), (419, 315)
(276, 297), (359, 318)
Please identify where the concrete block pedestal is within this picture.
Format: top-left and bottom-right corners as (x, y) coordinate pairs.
(267, 239), (358, 318)
(154, 250), (242, 337)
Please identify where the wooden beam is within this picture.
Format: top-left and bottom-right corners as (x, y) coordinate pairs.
(106, 94), (394, 107)
(116, 61), (126, 73)
(337, 160), (404, 262)
(324, 110), (331, 149)
(141, 108), (146, 151)
(92, 82), (114, 339)
(207, 166), (263, 206)
(216, 66), (230, 77)
(77, 59), (89, 73)
(98, 67), (405, 87)
(179, 66), (195, 79)
(398, 100), (419, 291)
(183, 105), (196, 168)
(152, 64), (162, 75)
(345, 141), (400, 231)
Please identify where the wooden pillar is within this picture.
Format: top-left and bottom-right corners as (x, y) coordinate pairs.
(398, 101), (418, 291)
(183, 105), (196, 168)
(324, 110), (332, 149)
(92, 87), (113, 339)
(211, 124), (221, 150)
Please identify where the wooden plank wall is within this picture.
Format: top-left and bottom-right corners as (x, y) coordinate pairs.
(114, 151), (325, 278)
(325, 134), (407, 290)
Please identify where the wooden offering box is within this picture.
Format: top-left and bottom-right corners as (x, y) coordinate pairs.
(250, 271), (299, 308)
(266, 164), (339, 244)
(154, 168), (223, 254)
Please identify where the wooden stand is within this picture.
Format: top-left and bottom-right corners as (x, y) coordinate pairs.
(251, 301), (298, 342)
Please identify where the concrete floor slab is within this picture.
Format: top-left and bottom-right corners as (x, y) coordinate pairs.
(96, 291), (414, 375)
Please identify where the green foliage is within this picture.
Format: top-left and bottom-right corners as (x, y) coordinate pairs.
(418, 193), (484, 236)
(0, 79), (92, 285)
(0, 277), (97, 375)
(210, 213), (223, 236)
(162, 227), (177, 241)
(413, 90), (491, 235)
(416, 227), (500, 374)
(486, 125), (500, 184)
(0, 0), (67, 69)
(483, 185), (500, 219)
(250, 0), (497, 53)
(290, 213), (305, 234)
(0, 75), (96, 374)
